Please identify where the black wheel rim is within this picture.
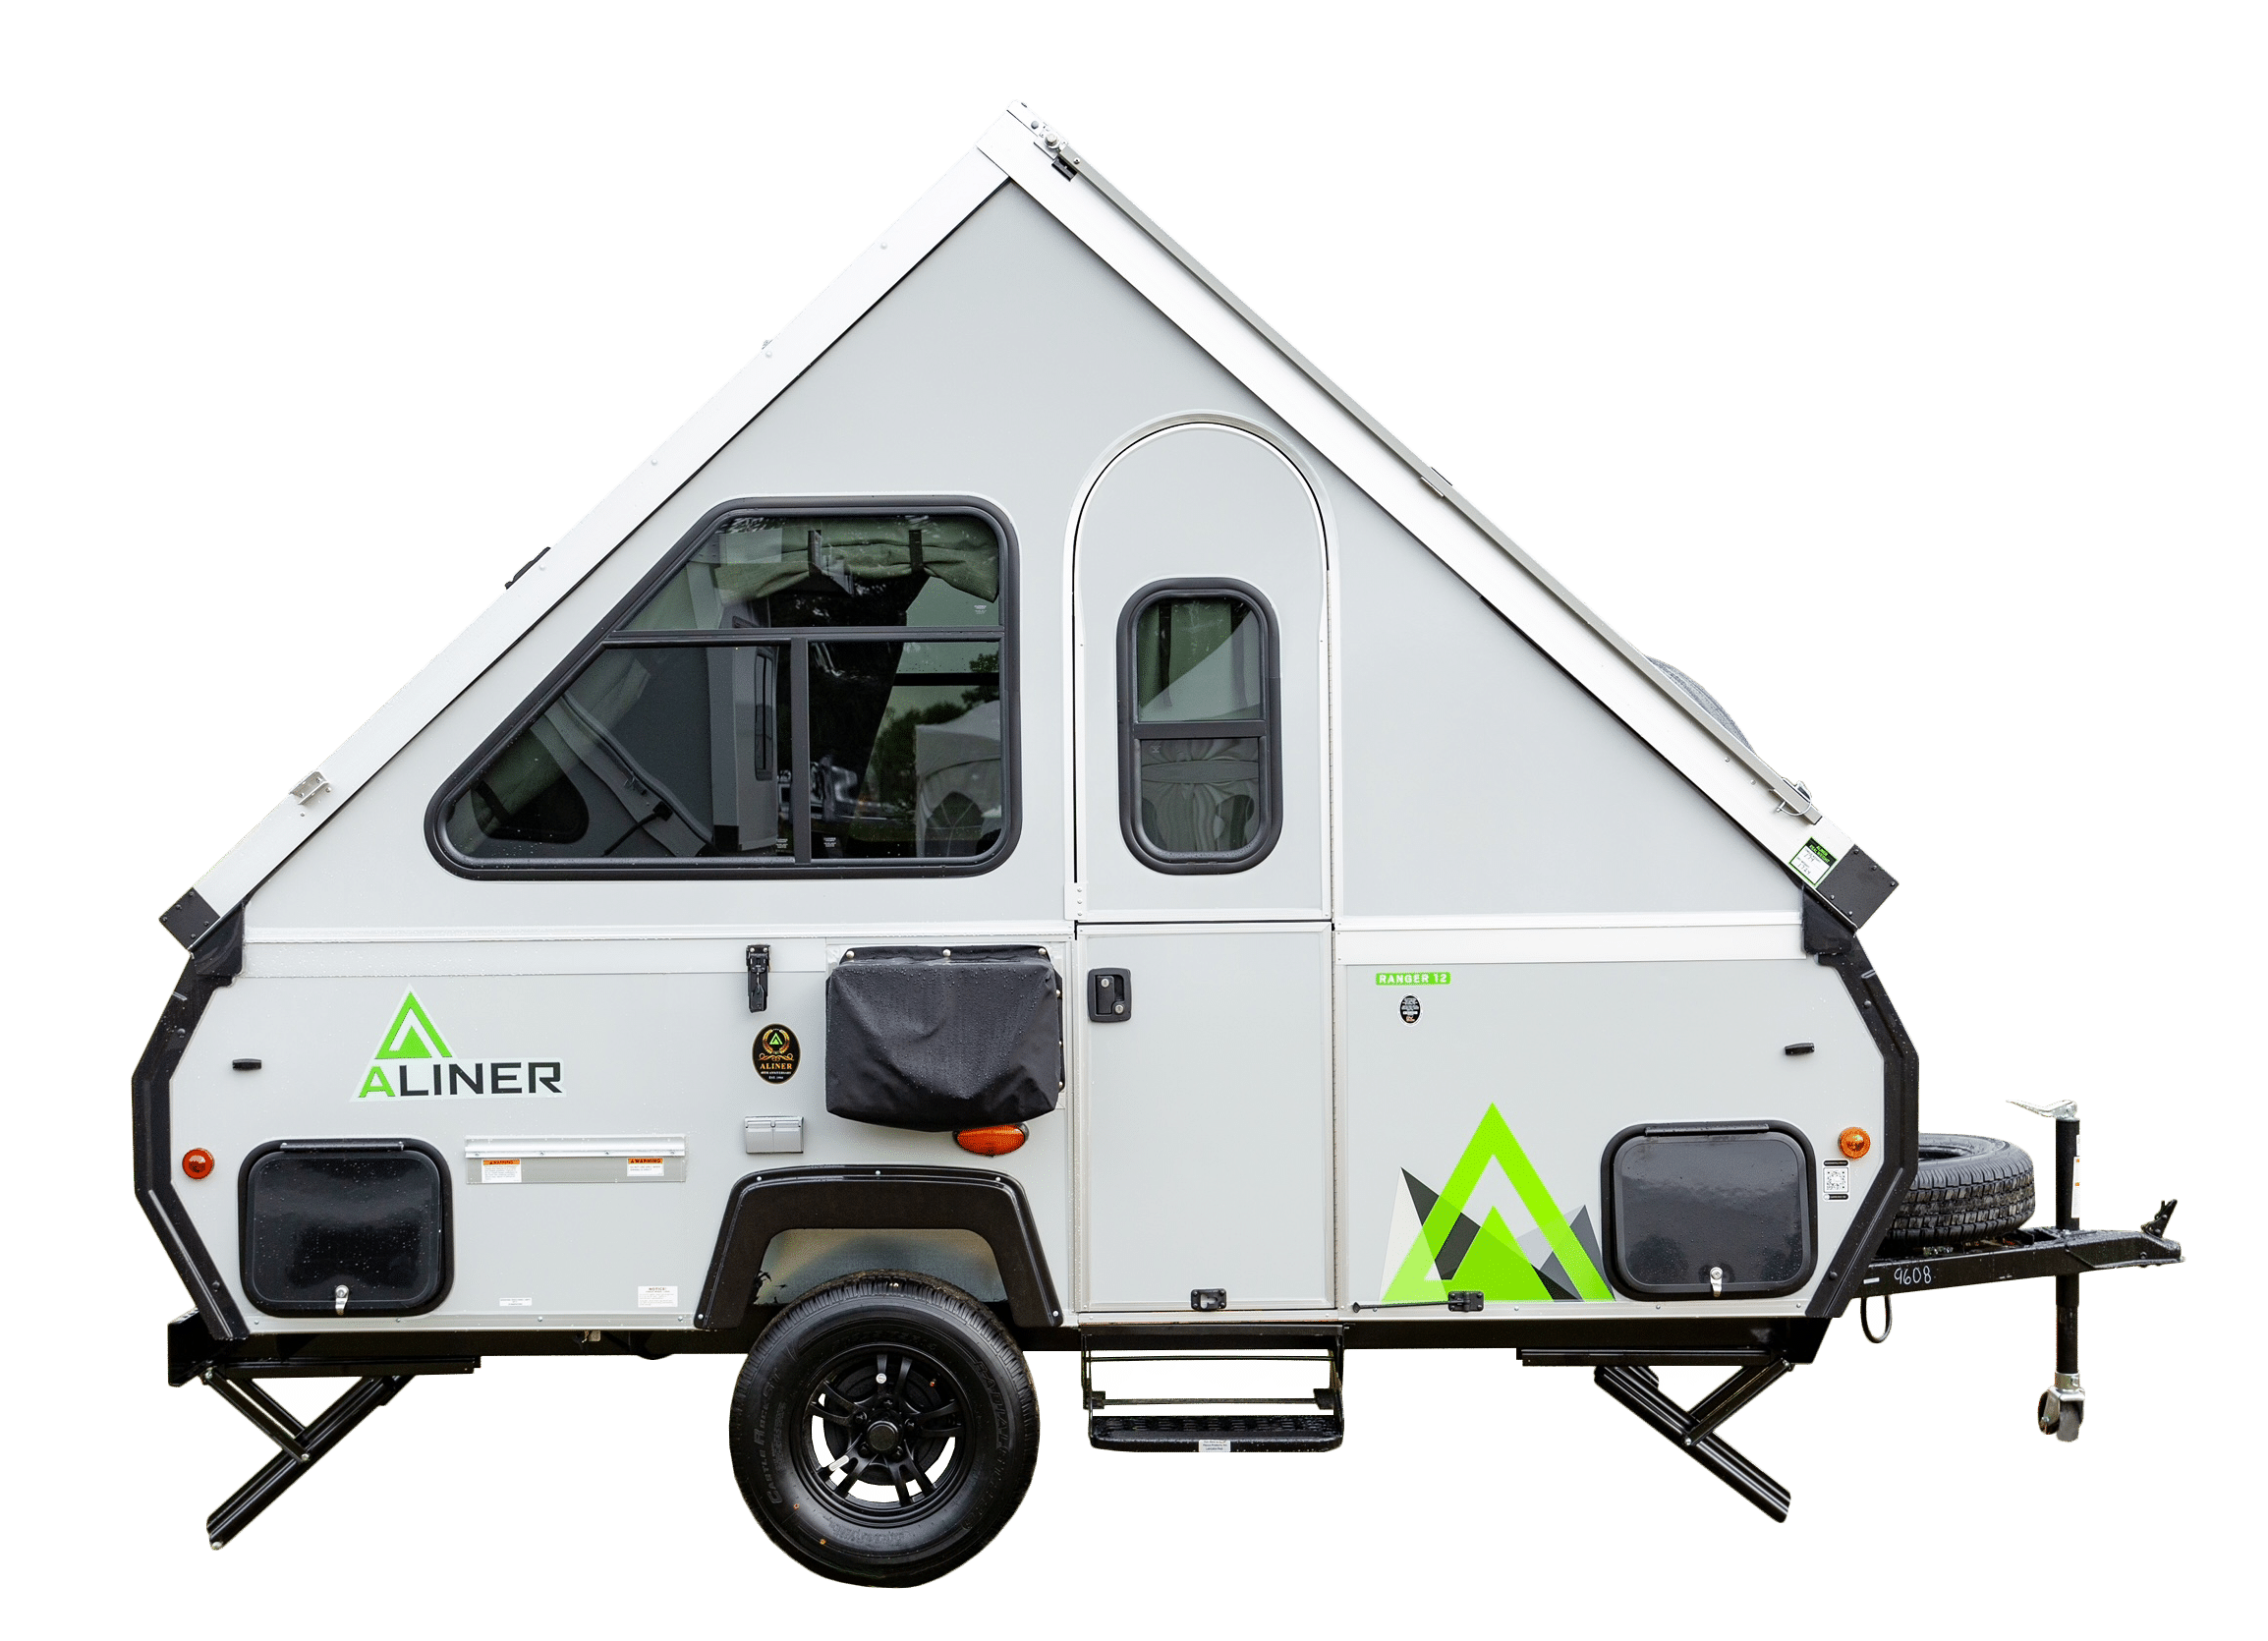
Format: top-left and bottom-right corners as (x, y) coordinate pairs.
(794, 1342), (972, 1521)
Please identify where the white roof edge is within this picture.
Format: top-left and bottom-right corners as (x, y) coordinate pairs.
(171, 106), (1870, 948)
(977, 110), (1863, 906)
(1006, 107), (1821, 827)
(177, 145), (1012, 940)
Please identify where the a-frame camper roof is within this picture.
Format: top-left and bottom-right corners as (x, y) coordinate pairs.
(160, 105), (1894, 951)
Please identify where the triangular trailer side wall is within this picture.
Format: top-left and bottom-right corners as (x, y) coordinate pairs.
(245, 184), (1794, 934)
(168, 109), (1883, 943)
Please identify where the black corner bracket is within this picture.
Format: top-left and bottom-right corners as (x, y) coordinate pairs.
(1814, 845), (1898, 930)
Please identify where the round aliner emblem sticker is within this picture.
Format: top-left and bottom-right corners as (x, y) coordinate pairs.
(1399, 994), (1422, 1024)
(753, 1024), (801, 1083)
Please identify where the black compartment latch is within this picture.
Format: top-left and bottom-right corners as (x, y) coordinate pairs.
(746, 944), (770, 1013)
(1089, 969), (1131, 1022)
(1190, 1288), (1226, 1312)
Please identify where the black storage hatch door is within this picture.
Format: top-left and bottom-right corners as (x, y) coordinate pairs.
(241, 1140), (451, 1316)
(1605, 1124), (1816, 1298)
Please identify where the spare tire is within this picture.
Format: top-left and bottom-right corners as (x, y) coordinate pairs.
(1881, 1133), (2036, 1251)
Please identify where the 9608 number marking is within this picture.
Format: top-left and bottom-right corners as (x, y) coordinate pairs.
(1892, 1265), (1934, 1286)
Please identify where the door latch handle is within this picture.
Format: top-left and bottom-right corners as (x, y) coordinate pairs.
(1088, 969), (1131, 1022)
(746, 944), (770, 1013)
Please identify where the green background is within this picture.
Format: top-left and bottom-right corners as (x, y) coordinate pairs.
(9, 3), (2258, 1631)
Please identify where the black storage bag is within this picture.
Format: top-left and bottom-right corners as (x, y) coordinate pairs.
(825, 946), (1063, 1130)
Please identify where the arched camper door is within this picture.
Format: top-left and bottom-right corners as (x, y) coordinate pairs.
(1072, 423), (1332, 1310)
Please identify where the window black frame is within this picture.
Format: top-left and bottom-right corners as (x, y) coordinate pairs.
(1114, 577), (1282, 875)
(426, 497), (1020, 880)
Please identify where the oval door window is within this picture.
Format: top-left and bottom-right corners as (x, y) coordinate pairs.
(1117, 580), (1281, 872)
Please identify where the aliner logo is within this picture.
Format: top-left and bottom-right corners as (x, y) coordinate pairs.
(375, 992), (451, 1059)
(355, 990), (566, 1100)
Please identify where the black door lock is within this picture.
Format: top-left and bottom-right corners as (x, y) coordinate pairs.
(746, 944), (770, 1013)
(1190, 1288), (1226, 1312)
(1088, 969), (1131, 1022)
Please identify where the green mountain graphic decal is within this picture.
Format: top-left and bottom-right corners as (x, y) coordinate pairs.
(373, 991), (452, 1061)
(1384, 1103), (1615, 1303)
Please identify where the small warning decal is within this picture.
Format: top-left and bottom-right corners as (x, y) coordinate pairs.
(638, 1285), (679, 1310)
(627, 1159), (665, 1178)
(753, 1024), (801, 1084)
(1790, 838), (1838, 885)
(482, 1159), (523, 1184)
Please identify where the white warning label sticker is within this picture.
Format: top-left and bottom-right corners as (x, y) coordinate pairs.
(1789, 838), (1838, 886)
(626, 1159), (665, 1178)
(482, 1159), (523, 1184)
(637, 1285), (679, 1310)
(1197, 1439), (1232, 1455)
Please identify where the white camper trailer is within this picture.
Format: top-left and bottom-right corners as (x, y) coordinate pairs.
(141, 108), (2181, 1584)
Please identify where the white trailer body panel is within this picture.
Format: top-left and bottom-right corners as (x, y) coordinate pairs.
(1076, 925), (1333, 1310)
(1341, 950), (1881, 1316)
(148, 110), (1903, 1346)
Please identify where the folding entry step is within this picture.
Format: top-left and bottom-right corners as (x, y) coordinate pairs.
(1082, 1328), (1343, 1452)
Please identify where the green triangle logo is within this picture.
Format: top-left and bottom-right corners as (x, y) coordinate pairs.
(1384, 1103), (1614, 1303)
(373, 991), (452, 1060)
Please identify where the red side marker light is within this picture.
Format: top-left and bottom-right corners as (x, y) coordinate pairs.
(954, 1125), (1028, 1157)
(182, 1148), (215, 1180)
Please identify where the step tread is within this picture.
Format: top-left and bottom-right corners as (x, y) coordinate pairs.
(1089, 1413), (1343, 1452)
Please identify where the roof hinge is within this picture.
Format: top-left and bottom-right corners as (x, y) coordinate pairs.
(1021, 109), (1082, 179)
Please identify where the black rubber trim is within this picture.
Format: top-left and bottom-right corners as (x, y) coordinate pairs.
(695, 1164), (1062, 1331)
(159, 885), (221, 951)
(1598, 1119), (1819, 1299)
(134, 909), (251, 1340)
(236, 1138), (454, 1317)
(425, 495), (1022, 881)
(1801, 897), (1920, 1319)
(1114, 577), (1283, 875)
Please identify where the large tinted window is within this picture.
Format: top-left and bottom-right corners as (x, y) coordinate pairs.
(1116, 581), (1279, 871)
(438, 508), (1011, 871)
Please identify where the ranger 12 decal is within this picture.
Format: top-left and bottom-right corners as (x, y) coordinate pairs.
(1381, 1103), (1615, 1304)
(354, 990), (567, 1100)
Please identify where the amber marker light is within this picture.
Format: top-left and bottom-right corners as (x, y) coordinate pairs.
(1839, 1128), (1872, 1160)
(182, 1149), (215, 1180)
(954, 1125), (1028, 1157)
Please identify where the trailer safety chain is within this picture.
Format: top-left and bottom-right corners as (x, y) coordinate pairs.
(1860, 1290), (1893, 1344)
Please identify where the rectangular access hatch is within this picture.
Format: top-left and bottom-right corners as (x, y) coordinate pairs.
(241, 1140), (450, 1316)
(1604, 1124), (1815, 1298)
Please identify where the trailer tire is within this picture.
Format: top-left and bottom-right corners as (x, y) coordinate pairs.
(1881, 1133), (2036, 1250)
(728, 1271), (1038, 1587)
